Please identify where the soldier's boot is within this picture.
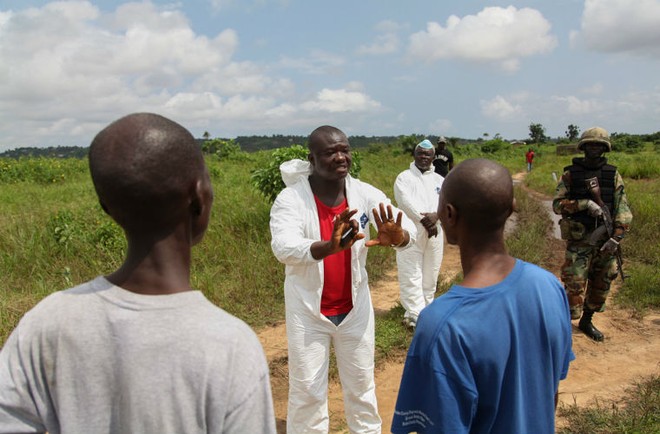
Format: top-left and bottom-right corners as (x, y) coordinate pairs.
(578, 308), (604, 342)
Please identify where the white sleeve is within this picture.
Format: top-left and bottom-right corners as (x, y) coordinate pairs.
(394, 172), (422, 224)
(269, 187), (320, 266)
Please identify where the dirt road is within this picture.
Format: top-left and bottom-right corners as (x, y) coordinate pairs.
(259, 182), (660, 433)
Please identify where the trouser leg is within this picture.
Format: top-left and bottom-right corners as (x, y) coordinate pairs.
(585, 251), (617, 312)
(334, 311), (381, 434)
(561, 241), (593, 320)
(286, 313), (332, 434)
(421, 235), (443, 307)
(396, 240), (425, 320)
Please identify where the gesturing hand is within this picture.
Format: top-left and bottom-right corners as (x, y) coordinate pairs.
(365, 203), (407, 248)
(332, 208), (365, 249)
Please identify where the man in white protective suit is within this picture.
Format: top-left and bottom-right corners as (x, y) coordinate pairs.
(394, 139), (444, 329)
(269, 125), (416, 434)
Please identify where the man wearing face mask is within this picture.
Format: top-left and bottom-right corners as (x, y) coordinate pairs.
(553, 127), (632, 341)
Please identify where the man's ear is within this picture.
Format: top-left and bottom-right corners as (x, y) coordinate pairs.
(191, 175), (212, 216)
(190, 173), (213, 244)
(445, 203), (457, 226)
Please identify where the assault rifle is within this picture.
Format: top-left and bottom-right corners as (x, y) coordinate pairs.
(585, 177), (627, 281)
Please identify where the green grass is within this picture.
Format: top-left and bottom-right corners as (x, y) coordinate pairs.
(2, 144), (659, 434)
(506, 186), (556, 268)
(1, 145), (659, 338)
(557, 375), (660, 434)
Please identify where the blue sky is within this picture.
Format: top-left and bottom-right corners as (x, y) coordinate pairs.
(1, 0), (659, 151)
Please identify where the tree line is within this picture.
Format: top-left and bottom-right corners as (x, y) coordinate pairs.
(2, 127), (659, 159)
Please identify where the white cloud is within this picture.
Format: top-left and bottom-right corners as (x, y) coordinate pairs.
(552, 96), (600, 116)
(480, 95), (524, 120)
(574, 0), (660, 58)
(478, 88), (660, 138)
(428, 119), (452, 134)
(581, 83), (604, 96)
(407, 6), (557, 72)
(356, 20), (401, 55)
(0, 1), (298, 148)
(301, 88), (381, 113)
(278, 49), (346, 75)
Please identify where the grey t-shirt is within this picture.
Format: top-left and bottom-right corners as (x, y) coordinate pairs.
(0, 277), (276, 434)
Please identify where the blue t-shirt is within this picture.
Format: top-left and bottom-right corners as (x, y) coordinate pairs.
(391, 259), (574, 434)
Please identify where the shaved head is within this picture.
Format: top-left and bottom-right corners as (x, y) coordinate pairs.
(89, 113), (209, 234)
(441, 158), (513, 232)
(308, 125), (346, 152)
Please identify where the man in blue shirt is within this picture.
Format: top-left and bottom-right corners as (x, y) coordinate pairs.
(391, 158), (574, 434)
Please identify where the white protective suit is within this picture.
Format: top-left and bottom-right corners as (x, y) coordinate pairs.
(394, 162), (444, 321)
(270, 160), (416, 434)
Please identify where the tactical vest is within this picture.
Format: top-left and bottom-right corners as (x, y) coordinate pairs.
(565, 158), (616, 228)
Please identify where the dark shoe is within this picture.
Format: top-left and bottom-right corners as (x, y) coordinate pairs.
(578, 316), (604, 341)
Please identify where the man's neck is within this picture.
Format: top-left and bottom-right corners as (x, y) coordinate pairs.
(309, 174), (346, 207)
(107, 235), (193, 295)
(458, 235), (515, 288)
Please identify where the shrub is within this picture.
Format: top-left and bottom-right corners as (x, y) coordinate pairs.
(0, 157), (87, 184)
(612, 135), (644, 153)
(202, 138), (242, 159)
(480, 138), (512, 154)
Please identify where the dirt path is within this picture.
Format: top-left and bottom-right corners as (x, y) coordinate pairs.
(258, 177), (660, 433)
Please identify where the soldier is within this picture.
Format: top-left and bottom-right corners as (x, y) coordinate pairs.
(553, 127), (632, 341)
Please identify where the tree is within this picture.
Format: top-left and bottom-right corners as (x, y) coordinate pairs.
(566, 124), (580, 142)
(202, 131), (210, 141)
(528, 123), (548, 143)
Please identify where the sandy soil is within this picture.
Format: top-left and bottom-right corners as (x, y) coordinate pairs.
(258, 176), (660, 433)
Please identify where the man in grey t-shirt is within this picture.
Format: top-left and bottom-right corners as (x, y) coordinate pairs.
(0, 113), (276, 434)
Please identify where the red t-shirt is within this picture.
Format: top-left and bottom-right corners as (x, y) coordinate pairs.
(526, 150), (535, 163)
(314, 196), (353, 316)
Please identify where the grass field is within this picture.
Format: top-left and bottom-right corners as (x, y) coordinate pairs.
(1, 141), (659, 432)
(2, 143), (660, 339)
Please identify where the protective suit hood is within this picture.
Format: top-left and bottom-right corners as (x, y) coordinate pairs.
(280, 159), (312, 187)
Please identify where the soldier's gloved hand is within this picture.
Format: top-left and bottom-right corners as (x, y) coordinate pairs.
(600, 237), (619, 255)
(585, 200), (603, 217)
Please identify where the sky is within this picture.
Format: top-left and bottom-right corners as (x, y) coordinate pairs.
(0, 0), (659, 151)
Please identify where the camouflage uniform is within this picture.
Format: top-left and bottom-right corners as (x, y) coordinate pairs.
(553, 159), (632, 320)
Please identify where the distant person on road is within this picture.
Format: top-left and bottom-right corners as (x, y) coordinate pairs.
(526, 147), (535, 172)
(394, 139), (444, 329)
(270, 125), (416, 434)
(553, 126), (632, 341)
(0, 113), (276, 433)
(432, 136), (454, 177)
(392, 158), (574, 434)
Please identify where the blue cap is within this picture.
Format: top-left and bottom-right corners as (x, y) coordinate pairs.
(416, 139), (434, 150)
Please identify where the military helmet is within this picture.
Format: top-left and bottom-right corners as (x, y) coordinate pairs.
(578, 126), (611, 152)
